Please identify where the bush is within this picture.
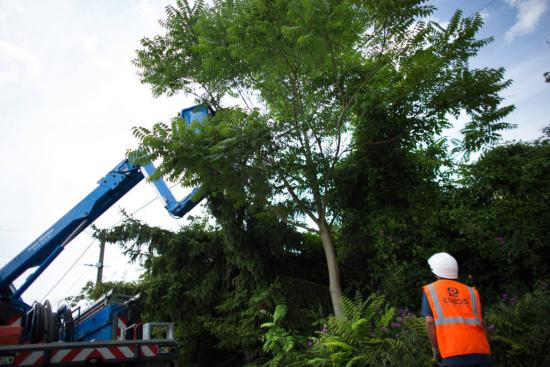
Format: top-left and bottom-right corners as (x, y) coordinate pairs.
(258, 295), (432, 367)
(486, 286), (550, 366)
(307, 295), (431, 366)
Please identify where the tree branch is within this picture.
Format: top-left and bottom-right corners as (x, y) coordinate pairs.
(269, 207), (320, 233)
(264, 155), (319, 225)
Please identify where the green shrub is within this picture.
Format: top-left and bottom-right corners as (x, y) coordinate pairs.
(258, 295), (432, 367)
(486, 286), (550, 366)
(256, 302), (308, 367)
(307, 295), (431, 366)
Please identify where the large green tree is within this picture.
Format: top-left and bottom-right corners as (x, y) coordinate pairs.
(132, 0), (513, 317)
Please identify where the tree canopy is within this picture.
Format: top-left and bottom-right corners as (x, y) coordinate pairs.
(130, 0), (514, 317)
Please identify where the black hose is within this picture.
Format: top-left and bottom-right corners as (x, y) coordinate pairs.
(23, 302), (45, 343)
(44, 300), (57, 342)
(56, 304), (74, 342)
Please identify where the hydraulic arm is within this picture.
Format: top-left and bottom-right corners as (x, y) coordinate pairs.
(0, 104), (210, 307)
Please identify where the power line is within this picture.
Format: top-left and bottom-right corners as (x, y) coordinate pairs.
(41, 239), (96, 302)
(0, 228), (94, 234)
(40, 183), (178, 301)
(0, 228), (40, 233)
(470, 0), (499, 17)
(113, 195), (159, 226)
(63, 266), (95, 300)
(109, 181), (180, 226)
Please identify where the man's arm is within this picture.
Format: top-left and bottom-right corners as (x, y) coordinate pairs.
(421, 290), (441, 363)
(425, 316), (440, 361)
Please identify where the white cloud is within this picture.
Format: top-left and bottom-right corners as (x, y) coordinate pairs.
(506, 0), (550, 42)
(426, 15), (450, 29)
(81, 34), (98, 54)
(0, 41), (39, 85)
(136, 0), (166, 22)
(504, 54), (549, 104)
(0, 1), (24, 22)
(479, 9), (490, 20)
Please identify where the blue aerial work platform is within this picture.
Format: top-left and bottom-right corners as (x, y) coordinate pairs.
(0, 105), (211, 366)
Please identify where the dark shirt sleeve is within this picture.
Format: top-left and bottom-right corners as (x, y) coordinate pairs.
(420, 291), (433, 317)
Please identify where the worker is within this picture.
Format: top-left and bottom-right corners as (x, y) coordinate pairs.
(421, 252), (494, 366)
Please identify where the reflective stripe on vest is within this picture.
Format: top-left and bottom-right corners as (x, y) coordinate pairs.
(426, 283), (482, 326)
(424, 280), (491, 358)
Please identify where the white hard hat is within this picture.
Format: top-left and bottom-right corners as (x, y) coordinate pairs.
(428, 252), (458, 279)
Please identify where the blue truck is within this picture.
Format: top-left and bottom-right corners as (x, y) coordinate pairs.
(0, 105), (210, 366)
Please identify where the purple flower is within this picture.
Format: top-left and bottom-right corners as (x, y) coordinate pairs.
(496, 236), (506, 246)
(380, 326), (388, 334)
(509, 297), (518, 306)
(390, 322), (401, 329)
(307, 340), (313, 348)
(501, 293), (509, 301)
(320, 325), (328, 334)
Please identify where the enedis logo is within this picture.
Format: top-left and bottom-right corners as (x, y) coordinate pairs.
(443, 287), (469, 305)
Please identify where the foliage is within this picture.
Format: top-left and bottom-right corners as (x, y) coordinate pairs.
(335, 136), (549, 308)
(306, 294), (431, 366)
(256, 295), (430, 367)
(65, 280), (140, 307)
(257, 302), (309, 367)
(455, 139), (550, 296)
(94, 205), (330, 366)
(260, 303), (294, 354)
(132, 0), (513, 317)
(95, 216), (255, 364)
(486, 285), (550, 366)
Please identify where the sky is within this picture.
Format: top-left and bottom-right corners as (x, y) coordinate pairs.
(0, 0), (549, 309)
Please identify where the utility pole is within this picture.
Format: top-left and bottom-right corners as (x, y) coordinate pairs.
(96, 240), (105, 285)
(85, 240), (106, 286)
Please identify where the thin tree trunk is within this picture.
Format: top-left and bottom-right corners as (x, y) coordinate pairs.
(319, 219), (344, 318)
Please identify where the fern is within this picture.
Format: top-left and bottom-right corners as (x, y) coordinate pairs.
(486, 290), (550, 366)
(322, 338), (353, 351)
(306, 294), (431, 366)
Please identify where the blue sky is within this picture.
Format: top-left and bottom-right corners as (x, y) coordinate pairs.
(434, 0), (550, 141)
(0, 0), (548, 307)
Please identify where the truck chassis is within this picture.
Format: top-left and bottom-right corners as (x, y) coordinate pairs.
(0, 339), (177, 366)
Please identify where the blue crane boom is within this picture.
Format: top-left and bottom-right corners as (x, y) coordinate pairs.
(0, 159), (144, 302)
(0, 104), (209, 308)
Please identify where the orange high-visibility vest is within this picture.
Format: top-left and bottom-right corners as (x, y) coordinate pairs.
(423, 279), (491, 358)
